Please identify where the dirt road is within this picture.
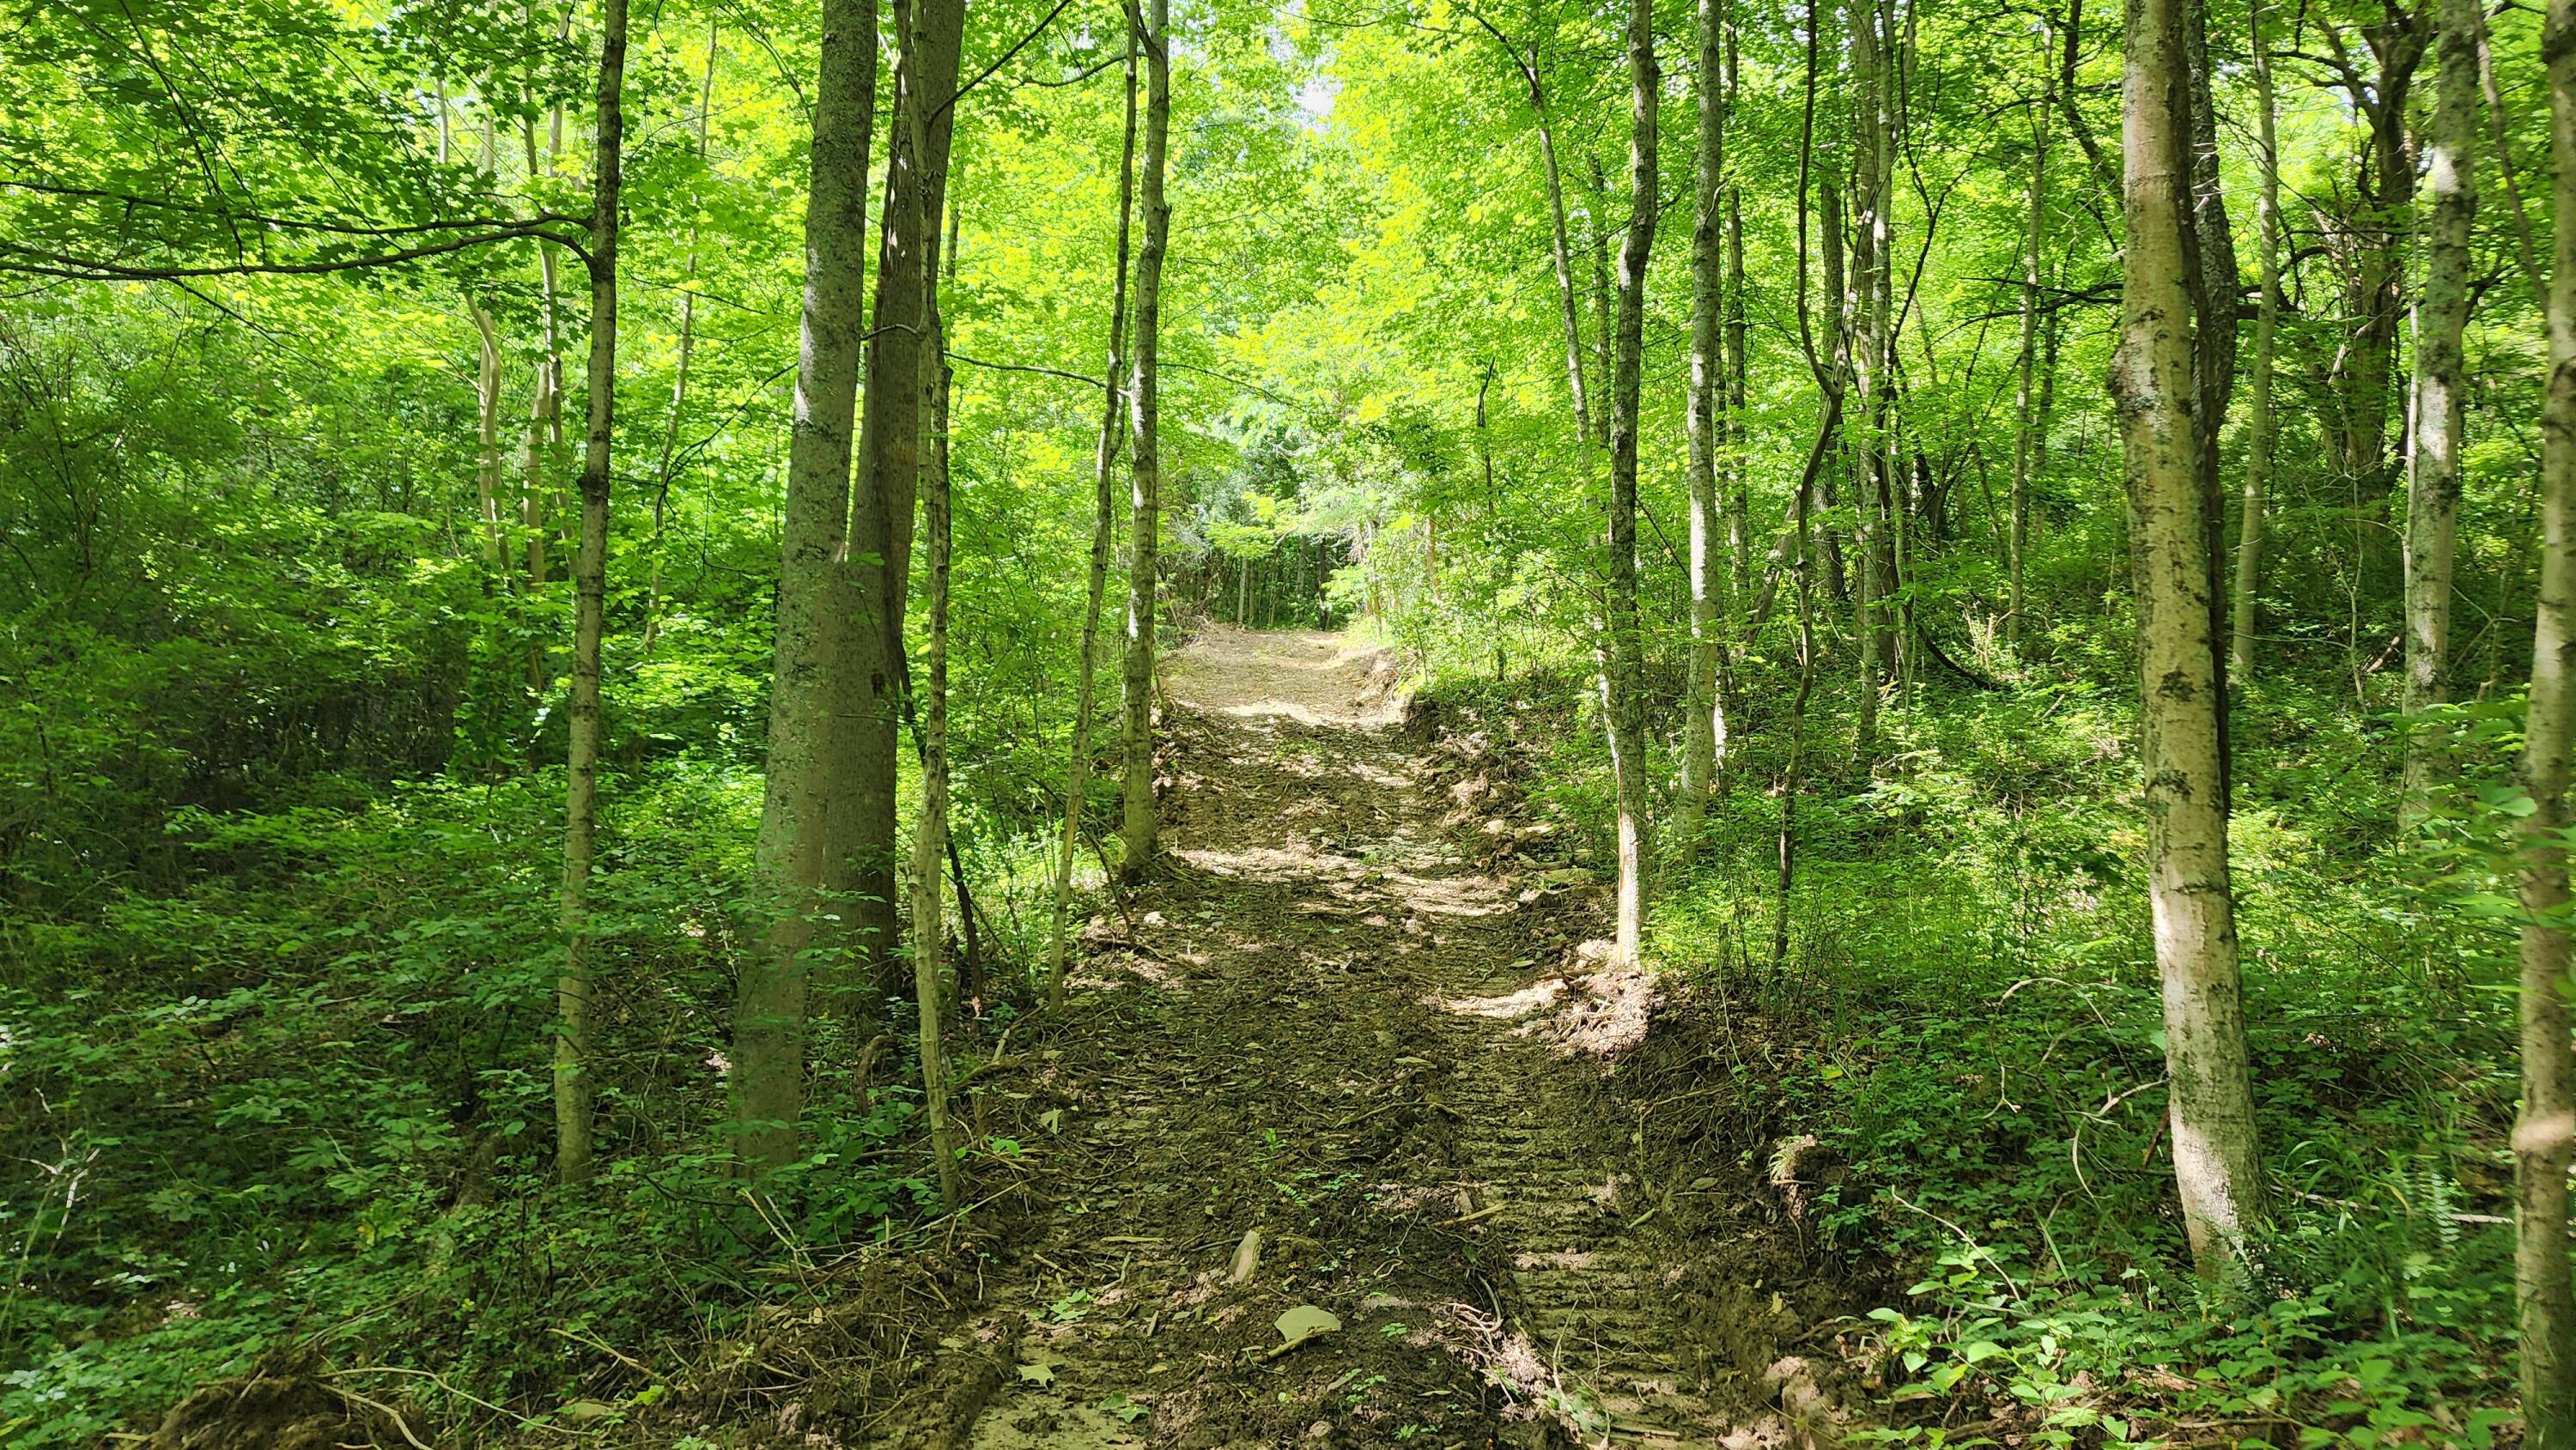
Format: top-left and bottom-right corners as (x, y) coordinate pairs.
(924, 627), (1855, 1449)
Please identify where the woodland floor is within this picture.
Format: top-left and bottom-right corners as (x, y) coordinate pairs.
(850, 626), (1872, 1450)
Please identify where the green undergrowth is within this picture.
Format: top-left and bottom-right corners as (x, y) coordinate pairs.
(0, 762), (990, 1444)
(1406, 658), (2529, 1450)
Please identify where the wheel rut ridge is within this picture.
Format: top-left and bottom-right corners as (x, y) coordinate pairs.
(1423, 904), (1728, 1446)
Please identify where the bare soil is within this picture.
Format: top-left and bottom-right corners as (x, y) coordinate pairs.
(905, 628), (1870, 1449)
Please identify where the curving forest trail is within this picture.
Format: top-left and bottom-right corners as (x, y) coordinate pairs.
(917, 628), (1862, 1450)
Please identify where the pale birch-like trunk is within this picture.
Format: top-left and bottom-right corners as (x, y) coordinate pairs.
(556, 0), (626, 1187)
(1119, 0), (1172, 880)
(2110, 0), (2265, 1275)
(1047, 12), (1139, 1010)
(1672, 0), (1729, 868)
(2513, 0), (2576, 1424)
(1601, 0), (1658, 966)
(2232, 0), (2281, 682)
(732, 0), (875, 1173)
(2400, 0), (2479, 826)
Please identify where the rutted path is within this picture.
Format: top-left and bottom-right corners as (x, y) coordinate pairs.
(924, 628), (1853, 1450)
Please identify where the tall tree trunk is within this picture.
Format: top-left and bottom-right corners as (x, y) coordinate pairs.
(2058, 0), (2124, 205)
(1673, 0), (1729, 868)
(841, 0), (968, 998)
(472, 303), (507, 574)
(1849, 0), (1892, 748)
(522, 67), (571, 696)
(556, 0), (626, 1188)
(1725, 178), (1753, 614)
(2233, 0), (2281, 682)
(1119, 0), (1172, 880)
(467, 100), (507, 580)
(645, 17), (720, 661)
(2180, 0), (2238, 731)
(2402, 0), (2479, 826)
(733, 0), (876, 1173)
(2009, 53), (2048, 653)
(1601, 0), (1658, 967)
(1771, 473), (1819, 974)
(2110, 0), (2265, 1274)
(2315, 14), (2427, 494)
(1587, 152), (1616, 450)
(1461, 12), (1590, 440)
(1880, 0), (1911, 686)
(2514, 0), (2576, 1425)
(909, 303), (962, 1208)
(2479, 8), (2549, 310)
(1048, 12), (1139, 1011)
(524, 228), (562, 695)
(1540, 110), (1590, 439)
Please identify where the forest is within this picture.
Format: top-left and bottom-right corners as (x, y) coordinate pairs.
(5, 0), (2575, 1441)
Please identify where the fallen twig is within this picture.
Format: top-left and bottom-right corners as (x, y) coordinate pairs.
(325, 1385), (437, 1450)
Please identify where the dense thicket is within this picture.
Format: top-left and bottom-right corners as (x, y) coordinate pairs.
(4, 0), (2574, 1441)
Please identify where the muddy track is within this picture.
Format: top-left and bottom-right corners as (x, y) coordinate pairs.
(915, 629), (1856, 1450)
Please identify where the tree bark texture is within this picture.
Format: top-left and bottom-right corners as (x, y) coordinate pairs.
(840, 0), (966, 999)
(2111, 0), (2266, 1275)
(909, 319), (962, 1208)
(1120, 0), (1172, 879)
(1048, 10), (1139, 1010)
(1725, 175), (1753, 616)
(2232, 0), (2281, 683)
(2401, 0), (2479, 825)
(1848, 0), (1893, 746)
(1673, 0), (1729, 867)
(2515, 0), (2576, 1427)
(1601, 0), (1658, 965)
(733, 0), (876, 1172)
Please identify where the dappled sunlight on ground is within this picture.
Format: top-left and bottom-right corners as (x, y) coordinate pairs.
(943, 628), (1858, 1450)
(1163, 623), (1405, 726)
(1433, 979), (1566, 1019)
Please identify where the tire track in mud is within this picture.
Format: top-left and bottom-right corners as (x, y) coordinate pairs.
(934, 629), (1852, 1450)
